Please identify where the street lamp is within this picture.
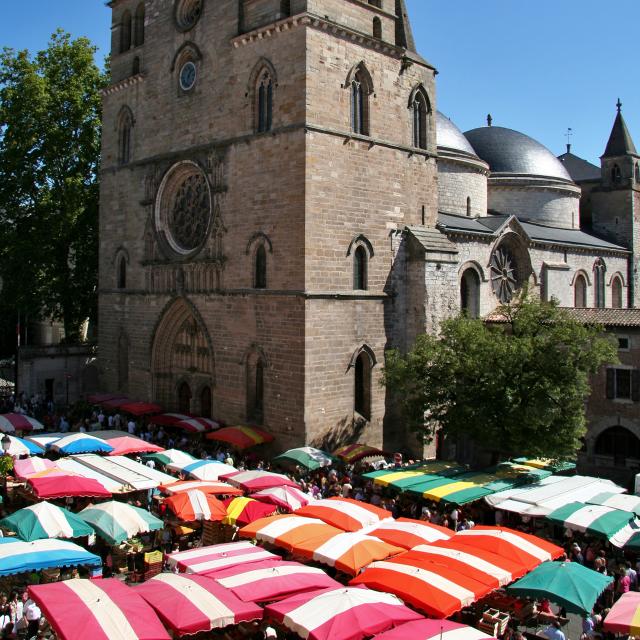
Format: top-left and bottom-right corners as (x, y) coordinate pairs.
(1, 435), (10, 455)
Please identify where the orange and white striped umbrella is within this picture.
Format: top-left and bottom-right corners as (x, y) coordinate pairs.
(165, 490), (227, 522)
(290, 531), (404, 576)
(294, 497), (392, 532)
(240, 515), (342, 551)
(364, 517), (453, 549)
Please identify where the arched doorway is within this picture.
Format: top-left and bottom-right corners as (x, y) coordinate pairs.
(178, 381), (192, 414)
(460, 268), (480, 318)
(200, 386), (212, 419)
(595, 426), (640, 466)
(151, 298), (214, 410)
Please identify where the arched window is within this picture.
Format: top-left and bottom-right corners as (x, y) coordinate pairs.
(612, 276), (623, 308)
(247, 356), (265, 424)
(594, 258), (606, 308)
(466, 196), (472, 217)
(372, 17), (382, 39)
(200, 386), (212, 418)
(354, 352), (372, 420)
(133, 3), (145, 47)
(612, 164), (622, 184)
(574, 273), (587, 307)
(353, 245), (368, 290)
(120, 10), (132, 53)
(460, 268), (480, 318)
(411, 89), (429, 149)
(595, 426), (640, 465)
(350, 64), (372, 136)
(178, 381), (192, 414)
(117, 255), (127, 289)
(257, 69), (273, 133)
(117, 108), (133, 165)
(280, 0), (291, 17)
(254, 244), (267, 289)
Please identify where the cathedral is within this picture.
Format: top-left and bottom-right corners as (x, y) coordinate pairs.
(99, 0), (639, 459)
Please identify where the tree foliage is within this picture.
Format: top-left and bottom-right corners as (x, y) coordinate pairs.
(0, 31), (107, 342)
(383, 296), (618, 460)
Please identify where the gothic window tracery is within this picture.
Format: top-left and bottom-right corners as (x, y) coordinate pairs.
(257, 70), (273, 133)
(349, 64), (372, 136)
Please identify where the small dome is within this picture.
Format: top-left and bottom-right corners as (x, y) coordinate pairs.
(464, 126), (572, 181)
(436, 111), (478, 157)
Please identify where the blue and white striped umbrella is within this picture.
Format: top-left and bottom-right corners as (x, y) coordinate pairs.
(0, 538), (101, 575)
(48, 433), (114, 455)
(3, 435), (43, 457)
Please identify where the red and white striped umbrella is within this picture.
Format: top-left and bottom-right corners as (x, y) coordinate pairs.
(151, 413), (220, 433)
(159, 480), (243, 496)
(135, 573), (262, 636)
(165, 490), (227, 522)
(251, 486), (310, 512)
(168, 541), (281, 575)
(295, 497), (393, 532)
(373, 619), (496, 640)
(265, 587), (424, 640)
(213, 559), (341, 602)
(364, 517), (453, 549)
(220, 470), (299, 492)
(0, 413), (43, 433)
(28, 579), (170, 640)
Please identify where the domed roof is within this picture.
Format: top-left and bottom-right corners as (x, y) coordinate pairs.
(436, 111), (478, 157)
(464, 126), (572, 181)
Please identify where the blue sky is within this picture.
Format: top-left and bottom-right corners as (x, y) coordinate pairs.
(1, 0), (638, 164)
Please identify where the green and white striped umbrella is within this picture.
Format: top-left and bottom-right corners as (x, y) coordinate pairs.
(79, 500), (163, 544)
(546, 501), (635, 541)
(587, 493), (640, 516)
(273, 447), (335, 471)
(0, 502), (94, 542)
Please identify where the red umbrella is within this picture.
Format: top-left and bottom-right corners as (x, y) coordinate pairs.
(106, 437), (164, 456)
(206, 426), (274, 449)
(135, 573), (262, 636)
(151, 413), (220, 433)
(99, 397), (131, 410)
(28, 475), (112, 499)
(165, 490), (227, 522)
(0, 413), (44, 433)
(120, 401), (162, 416)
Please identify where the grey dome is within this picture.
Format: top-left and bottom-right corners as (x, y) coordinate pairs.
(436, 111), (478, 157)
(464, 126), (572, 181)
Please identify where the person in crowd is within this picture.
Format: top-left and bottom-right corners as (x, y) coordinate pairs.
(541, 620), (565, 640)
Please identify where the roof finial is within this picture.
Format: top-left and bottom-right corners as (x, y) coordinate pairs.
(487, 113), (492, 127)
(565, 127), (573, 154)
(617, 98), (622, 113)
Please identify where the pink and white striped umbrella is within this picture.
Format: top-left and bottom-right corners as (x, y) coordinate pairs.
(167, 541), (281, 575)
(213, 559), (341, 602)
(0, 413), (43, 433)
(13, 457), (57, 480)
(251, 486), (310, 512)
(265, 586), (424, 640)
(151, 413), (220, 433)
(135, 573), (262, 636)
(28, 579), (170, 640)
(220, 470), (300, 492)
(373, 619), (496, 640)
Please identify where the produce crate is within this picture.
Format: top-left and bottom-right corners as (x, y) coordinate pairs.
(478, 621), (499, 636)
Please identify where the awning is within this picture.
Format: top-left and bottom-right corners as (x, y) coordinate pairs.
(166, 490), (227, 522)
(587, 492), (640, 515)
(120, 401), (162, 416)
(239, 515), (342, 551)
(294, 497), (393, 532)
(79, 501), (163, 544)
(364, 461), (466, 490)
(0, 538), (101, 575)
(220, 470), (299, 492)
(49, 433), (114, 455)
(373, 619), (495, 640)
(13, 457), (57, 480)
(68, 454), (159, 491)
(181, 460), (237, 481)
(28, 475), (112, 499)
(333, 444), (387, 464)
(111, 454), (176, 485)
(250, 486), (310, 512)
(221, 497), (277, 526)
(106, 437), (164, 456)
(0, 502), (94, 542)
(134, 573), (262, 636)
(546, 502), (635, 542)
(167, 541), (281, 575)
(55, 458), (128, 494)
(364, 517), (453, 550)
(512, 457), (576, 473)
(159, 480), (242, 497)
(29, 579), (170, 640)
(206, 425), (274, 449)
(151, 412), (220, 432)
(0, 413), (44, 432)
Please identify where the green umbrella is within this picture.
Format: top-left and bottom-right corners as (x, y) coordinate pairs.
(273, 446), (334, 471)
(0, 502), (94, 542)
(506, 560), (613, 614)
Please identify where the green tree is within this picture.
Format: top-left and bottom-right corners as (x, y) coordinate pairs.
(0, 31), (107, 342)
(383, 296), (618, 460)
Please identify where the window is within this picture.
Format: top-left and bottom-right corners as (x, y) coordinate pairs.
(372, 17), (382, 39)
(411, 88), (429, 150)
(133, 3), (145, 47)
(200, 386), (212, 418)
(574, 273), (587, 307)
(179, 61), (197, 91)
(606, 368), (640, 401)
(466, 197), (471, 217)
(594, 259), (606, 308)
(368, 0), (382, 6)
(353, 245), (368, 290)
(636, 163), (640, 182)
(254, 244), (267, 289)
(460, 268), (480, 318)
(354, 352), (372, 420)
(612, 164), (622, 184)
(120, 11), (132, 53)
(618, 336), (630, 351)
(350, 64), (372, 136)
(247, 357), (265, 424)
(257, 70), (273, 133)
(132, 56), (140, 75)
(280, 0), (291, 17)
(595, 426), (640, 465)
(118, 109), (133, 165)
(117, 255), (127, 289)
(612, 276), (623, 308)
(178, 381), (192, 414)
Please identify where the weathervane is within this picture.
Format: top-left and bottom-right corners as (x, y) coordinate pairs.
(565, 127), (573, 153)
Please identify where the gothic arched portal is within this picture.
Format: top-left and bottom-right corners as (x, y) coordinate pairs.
(151, 297), (214, 411)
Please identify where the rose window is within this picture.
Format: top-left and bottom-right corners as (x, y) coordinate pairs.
(490, 247), (519, 303)
(175, 0), (203, 31)
(155, 161), (211, 256)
